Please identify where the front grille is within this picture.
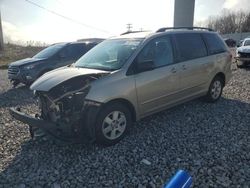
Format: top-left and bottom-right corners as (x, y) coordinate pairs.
(8, 66), (20, 76)
(239, 52), (250, 58)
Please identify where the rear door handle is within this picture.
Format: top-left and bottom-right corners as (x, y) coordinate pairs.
(182, 65), (187, 70)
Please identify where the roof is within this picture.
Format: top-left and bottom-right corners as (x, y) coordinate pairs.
(76, 38), (105, 43)
(112, 31), (153, 39)
(50, 39), (103, 46)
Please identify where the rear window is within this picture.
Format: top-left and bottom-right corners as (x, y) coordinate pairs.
(174, 33), (207, 62)
(203, 33), (227, 55)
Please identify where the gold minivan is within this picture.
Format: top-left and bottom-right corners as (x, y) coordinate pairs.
(10, 27), (232, 145)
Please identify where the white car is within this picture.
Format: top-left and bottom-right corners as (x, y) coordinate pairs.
(236, 38), (250, 68)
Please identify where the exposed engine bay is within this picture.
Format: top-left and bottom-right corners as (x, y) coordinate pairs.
(38, 76), (94, 122)
(35, 74), (104, 139)
(10, 68), (110, 143)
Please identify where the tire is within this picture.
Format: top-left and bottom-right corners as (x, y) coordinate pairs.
(205, 76), (224, 103)
(11, 80), (20, 88)
(95, 103), (132, 146)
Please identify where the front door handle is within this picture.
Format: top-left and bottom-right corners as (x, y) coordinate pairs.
(171, 67), (177, 73)
(182, 65), (187, 70)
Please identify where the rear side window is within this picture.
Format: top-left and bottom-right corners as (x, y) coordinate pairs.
(61, 44), (88, 59)
(174, 33), (207, 62)
(203, 33), (227, 55)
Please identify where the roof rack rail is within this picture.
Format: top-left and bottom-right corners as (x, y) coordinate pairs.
(156, 27), (214, 32)
(120, 30), (149, 35)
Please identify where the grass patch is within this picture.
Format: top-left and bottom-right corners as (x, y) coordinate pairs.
(0, 64), (8, 69)
(0, 43), (45, 69)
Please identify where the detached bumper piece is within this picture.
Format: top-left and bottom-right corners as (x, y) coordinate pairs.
(9, 107), (87, 143)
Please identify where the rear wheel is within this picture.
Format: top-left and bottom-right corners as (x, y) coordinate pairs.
(205, 76), (223, 103)
(95, 103), (131, 146)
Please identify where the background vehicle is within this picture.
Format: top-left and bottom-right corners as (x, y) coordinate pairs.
(224, 38), (237, 62)
(235, 37), (250, 68)
(8, 39), (104, 87)
(10, 27), (232, 146)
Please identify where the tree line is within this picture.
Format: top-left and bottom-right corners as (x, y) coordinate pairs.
(198, 9), (250, 34)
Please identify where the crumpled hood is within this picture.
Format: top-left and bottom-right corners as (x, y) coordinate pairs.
(30, 67), (109, 91)
(9, 57), (47, 67)
(237, 46), (250, 53)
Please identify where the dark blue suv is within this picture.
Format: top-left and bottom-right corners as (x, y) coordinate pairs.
(8, 40), (103, 87)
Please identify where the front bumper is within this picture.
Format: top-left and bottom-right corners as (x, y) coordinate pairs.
(8, 68), (36, 84)
(9, 104), (101, 143)
(9, 107), (60, 138)
(235, 57), (250, 62)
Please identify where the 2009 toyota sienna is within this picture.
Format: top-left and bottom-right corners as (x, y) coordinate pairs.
(10, 27), (232, 145)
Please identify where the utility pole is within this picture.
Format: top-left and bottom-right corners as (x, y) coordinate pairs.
(0, 9), (4, 52)
(174, 0), (195, 27)
(126, 23), (133, 32)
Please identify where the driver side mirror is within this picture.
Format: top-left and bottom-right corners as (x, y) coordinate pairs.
(136, 59), (155, 73)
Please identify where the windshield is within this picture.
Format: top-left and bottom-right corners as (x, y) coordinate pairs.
(74, 39), (142, 71)
(243, 40), (250, 46)
(33, 43), (66, 59)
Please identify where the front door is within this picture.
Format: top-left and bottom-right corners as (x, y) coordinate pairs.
(134, 36), (181, 117)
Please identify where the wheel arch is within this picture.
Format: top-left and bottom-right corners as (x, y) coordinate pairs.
(214, 72), (225, 87)
(102, 98), (137, 122)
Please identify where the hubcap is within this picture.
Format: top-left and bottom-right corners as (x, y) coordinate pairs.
(211, 80), (222, 99)
(102, 111), (126, 140)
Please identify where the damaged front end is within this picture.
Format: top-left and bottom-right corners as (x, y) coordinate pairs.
(10, 69), (108, 143)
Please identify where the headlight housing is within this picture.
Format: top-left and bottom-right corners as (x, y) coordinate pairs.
(23, 64), (36, 70)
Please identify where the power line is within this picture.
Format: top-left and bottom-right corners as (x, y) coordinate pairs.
(24, 0), (112, 34)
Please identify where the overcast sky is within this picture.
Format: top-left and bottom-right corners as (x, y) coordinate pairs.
(1, 0), (250, 44)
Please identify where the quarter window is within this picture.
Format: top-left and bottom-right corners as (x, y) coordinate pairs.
(174, 33), (207, 62)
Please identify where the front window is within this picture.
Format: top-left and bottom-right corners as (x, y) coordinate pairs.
(243, 40), (250, 46)
(33, 43), (66, 59)
(74, 39), (142, 71)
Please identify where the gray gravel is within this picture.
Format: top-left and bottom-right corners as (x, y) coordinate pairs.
(0, 66), (250, 188)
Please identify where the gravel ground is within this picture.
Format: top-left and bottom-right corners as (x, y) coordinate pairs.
(0, 66), (249, 188)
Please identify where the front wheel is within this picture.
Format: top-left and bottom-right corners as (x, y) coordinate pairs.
(95, 103), (132, 146)
(205, 76), (223, 103)
(11, 79), (20, 88)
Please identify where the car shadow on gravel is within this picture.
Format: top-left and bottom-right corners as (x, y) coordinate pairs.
(0, 97), (249, 187)
(0, 85), (34, 108)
